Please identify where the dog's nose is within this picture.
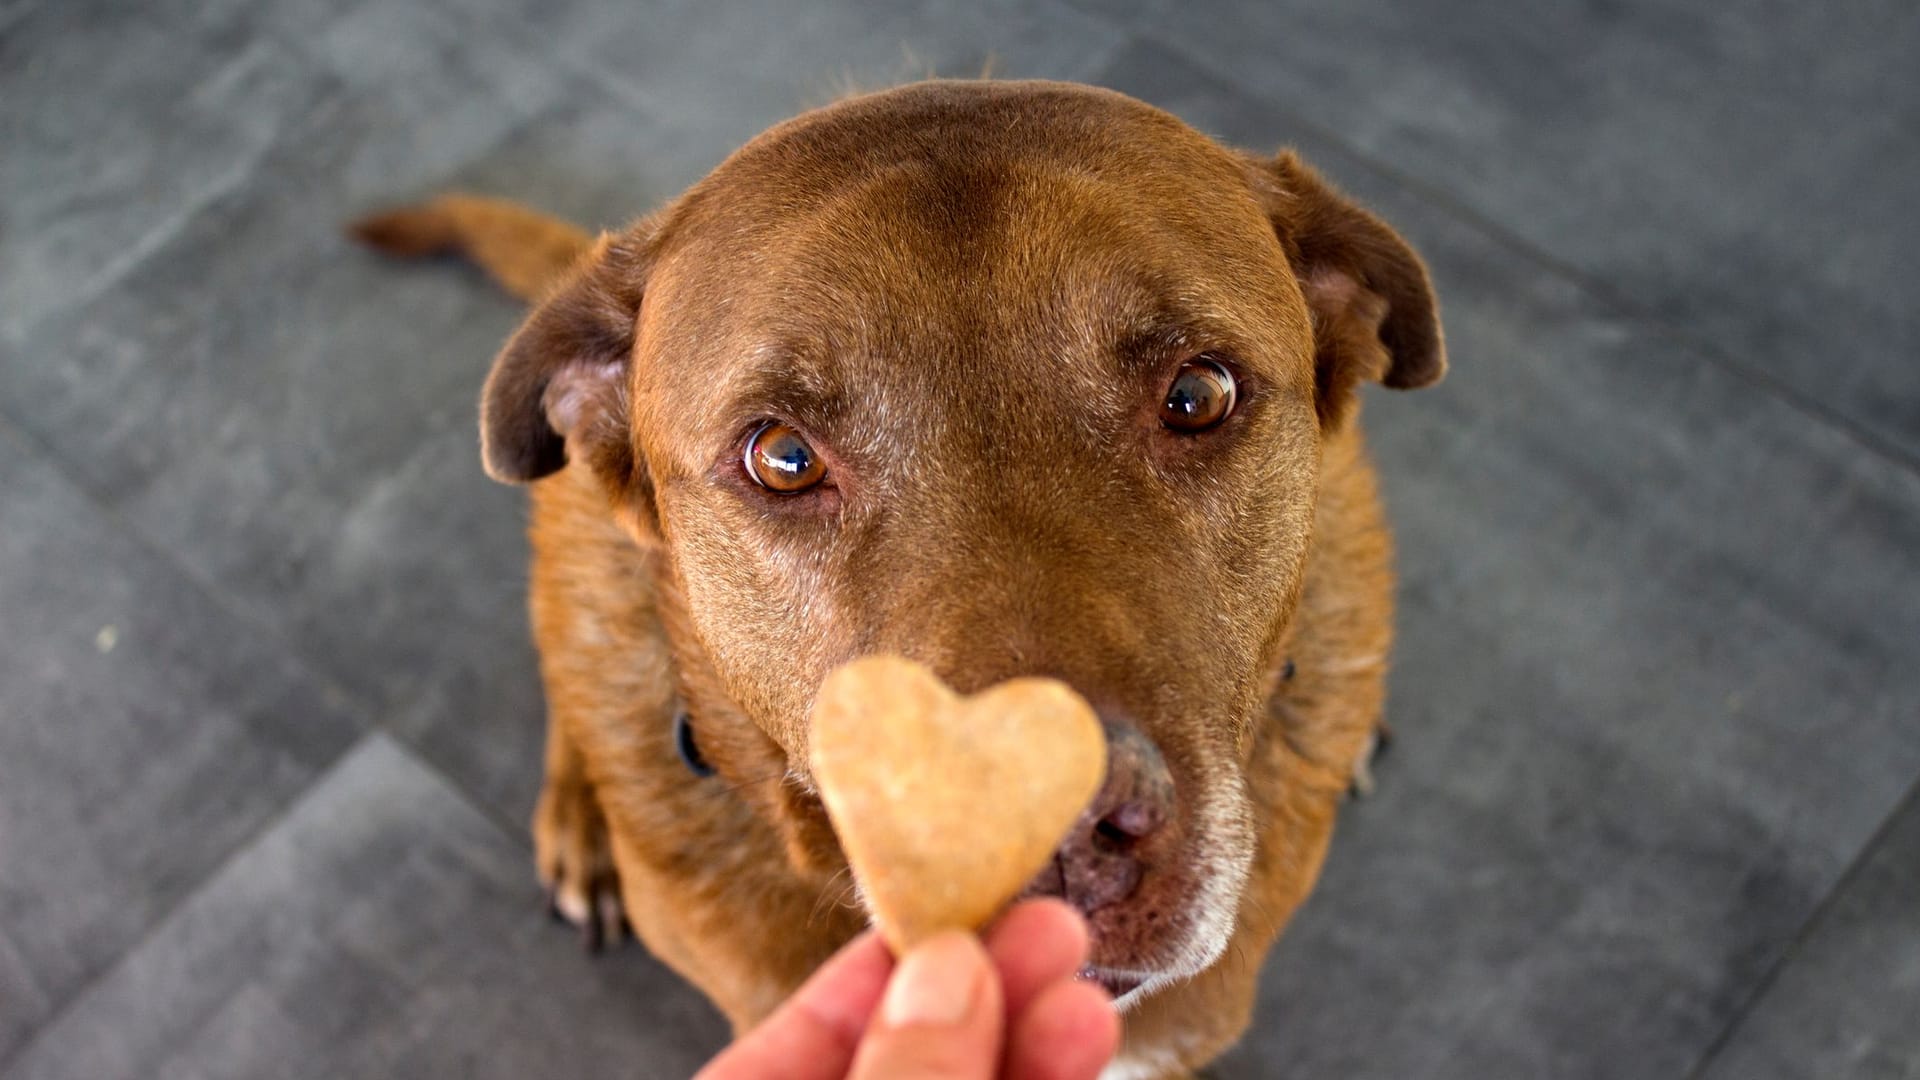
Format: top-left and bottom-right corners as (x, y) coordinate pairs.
(1027, 720), (1177, 915)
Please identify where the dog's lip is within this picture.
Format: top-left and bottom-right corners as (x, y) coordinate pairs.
(1077, 964), (1147, 998)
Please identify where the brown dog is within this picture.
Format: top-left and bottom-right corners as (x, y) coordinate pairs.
(354, 79), (1442, 1078)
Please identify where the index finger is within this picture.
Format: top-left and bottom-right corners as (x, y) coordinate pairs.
(695, 932), (896, 1080)
(985, 899), (1092, 1019)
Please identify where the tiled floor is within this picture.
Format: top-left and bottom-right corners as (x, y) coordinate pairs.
(2, 2), (1915, 1077)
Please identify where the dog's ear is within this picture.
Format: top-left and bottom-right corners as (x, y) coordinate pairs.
(1253, 151), (1445, 427)
(480, 231), (650, 493)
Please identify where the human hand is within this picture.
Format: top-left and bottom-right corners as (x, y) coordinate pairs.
(695, 898), (1120, 1080)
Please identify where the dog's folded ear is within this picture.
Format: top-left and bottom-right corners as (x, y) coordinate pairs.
(1252, 151), (1446, 427)
(480, 231), (650, 491)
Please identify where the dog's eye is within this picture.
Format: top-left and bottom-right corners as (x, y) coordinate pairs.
(1160, 359), (1237, 432)
(745, 422), (826, 493)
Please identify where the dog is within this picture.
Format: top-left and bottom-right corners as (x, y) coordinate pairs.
(353, 78), (1443, 1078)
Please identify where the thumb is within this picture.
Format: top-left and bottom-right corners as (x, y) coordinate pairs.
(848, 931), (1004, 1080)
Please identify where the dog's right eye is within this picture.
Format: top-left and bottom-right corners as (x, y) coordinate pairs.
(744, 422), (827, 493)
(1160, 358), (1238, 433)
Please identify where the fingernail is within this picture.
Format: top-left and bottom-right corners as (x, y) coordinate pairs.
(881, 933), (983, 1028)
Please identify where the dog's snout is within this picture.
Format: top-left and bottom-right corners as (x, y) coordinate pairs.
(1030, 719), (1178, 916)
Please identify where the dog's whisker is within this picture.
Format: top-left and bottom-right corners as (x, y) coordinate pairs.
(681, 769), (792, 807)
(807, 865), (857, 924)
(811, 873), (866, 928)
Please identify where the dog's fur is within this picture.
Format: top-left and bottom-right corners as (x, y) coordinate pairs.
(354, 79), (1442, 1078)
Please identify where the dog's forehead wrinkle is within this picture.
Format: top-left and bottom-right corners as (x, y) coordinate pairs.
(693, 126), (1269, 317)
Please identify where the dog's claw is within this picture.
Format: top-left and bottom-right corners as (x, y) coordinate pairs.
(534, 771), (629, 953)
(578, 886), (624, 953)
(598, 889), (626, 948)
(546, 871), (629, 954)
(1348, 725), (1393, 799)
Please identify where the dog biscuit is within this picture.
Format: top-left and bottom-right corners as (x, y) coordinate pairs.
(809, 655), (1107, 952)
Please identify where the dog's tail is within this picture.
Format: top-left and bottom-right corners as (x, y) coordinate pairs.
(347, 194), (592, 303)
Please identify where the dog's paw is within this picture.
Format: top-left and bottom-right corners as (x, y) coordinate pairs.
(1348, 723), (1393, 799)
(533, 777), (628, 952)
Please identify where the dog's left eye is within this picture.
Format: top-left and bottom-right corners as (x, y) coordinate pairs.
(745, 421), (827, 493)
(1160, 358), (1237, 432)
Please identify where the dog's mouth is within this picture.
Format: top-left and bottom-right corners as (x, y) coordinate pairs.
(1078, 964), (1148, 1000)
(1019, 846), (1208, 1010)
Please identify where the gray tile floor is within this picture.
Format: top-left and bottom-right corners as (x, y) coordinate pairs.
(2, 1), (1915, 1077)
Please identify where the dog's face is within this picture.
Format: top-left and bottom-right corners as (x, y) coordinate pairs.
(482, 81), (1441, 1004)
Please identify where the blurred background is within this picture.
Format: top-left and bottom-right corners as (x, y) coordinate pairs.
(2, 1), (1916, 1077)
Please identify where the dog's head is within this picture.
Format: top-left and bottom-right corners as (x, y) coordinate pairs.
(482, 81), (1442, 1004)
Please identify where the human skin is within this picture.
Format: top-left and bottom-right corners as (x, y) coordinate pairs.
(697, 900), (1119, 1080)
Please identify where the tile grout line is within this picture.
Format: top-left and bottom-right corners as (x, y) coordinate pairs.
(427, 0), (1139, 168)
(30, 154), (268, 343)
(1678, 770), (1920, 1080)
(0, 412), (544, 1071)
(0, 729), (503, 1079)
(0, 729), (367, 1079)
(1136, 37), (1920, 484)
(0, 724), (541, 1077)
(0, 407), (530, 843)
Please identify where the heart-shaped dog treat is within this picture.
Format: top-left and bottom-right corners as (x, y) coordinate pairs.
(809, 655), (1107, 953)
